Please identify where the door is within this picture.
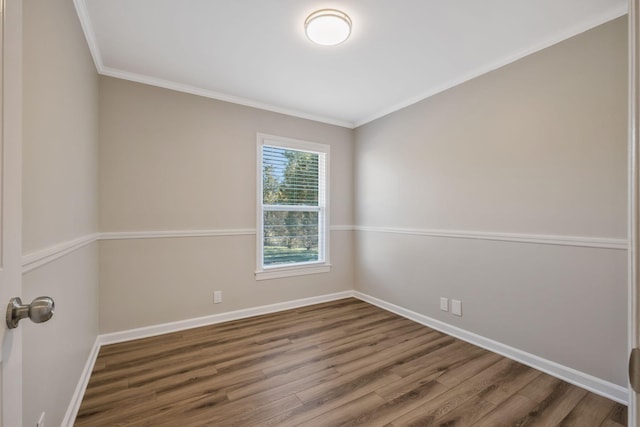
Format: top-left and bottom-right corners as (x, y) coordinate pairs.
(630, 0), (640, 426)
(0, 0), (22, 425)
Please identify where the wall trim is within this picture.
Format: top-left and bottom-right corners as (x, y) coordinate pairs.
(72, 0), (104, 72)
(101, 226), (354, 240)
(99, 291), (354, 345)
(329, 225), (354, 231)
(20, 226), (624, 276)
(353, 291), (629, 405)
(20, 227), (356, 274)
(61, 336), (101, 427)
(21, 233), (99, 273)
(99, 229), (256, 240)
(355, 226), (628, 250)
(24, 226), (621, 275)
(100, 225), (355, 240)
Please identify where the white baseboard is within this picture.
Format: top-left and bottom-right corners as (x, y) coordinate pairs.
(353, 291), (629, 405)
(64, 289), (628, 426)
(61, 336), (102, 427)
(99, 290), (355, 345)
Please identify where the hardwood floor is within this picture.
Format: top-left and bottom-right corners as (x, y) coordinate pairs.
(76, 298), (627, 426)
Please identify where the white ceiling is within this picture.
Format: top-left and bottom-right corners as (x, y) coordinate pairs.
(75, 0), (627, 128)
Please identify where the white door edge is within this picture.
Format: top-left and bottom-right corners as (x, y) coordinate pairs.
(1, 0), (23, 425)
(629, 0), (639, 425)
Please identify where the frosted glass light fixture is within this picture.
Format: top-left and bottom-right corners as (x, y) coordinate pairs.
(304, 9), (352, 46)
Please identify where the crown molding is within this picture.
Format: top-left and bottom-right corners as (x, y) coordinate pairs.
(73, 0), (627, 130)
(99, 67), (355, 129)
(353, 4), (628, 127)
(73, 0), (104, 71)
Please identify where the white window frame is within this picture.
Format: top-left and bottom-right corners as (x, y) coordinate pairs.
(256, 133), (331, 281)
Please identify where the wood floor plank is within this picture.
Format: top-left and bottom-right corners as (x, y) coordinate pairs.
(260, 350), (415, 426)
(517, 372), (565, 403)
(387, 358), (539, 425)
(225, 366), (342, 408)
(378, 351), (500, 403)
(313, 317), (421, 350)
(428, 363), (540, 426)
(559, 393), (617, 426)
(430, 393), (497, 426)
(336, 379), (449, 427)
(481, 366), (541, 406)
(295, 335), (445, 403)
(226, 363), (337, 401)
(390, 339), (483, 378)
(508, 381), (589, 426)
(334, 333), (456, 375)
(262, 370), (403, 426)
(472, 374), (570, 427)
(159, 393), (303, 427)
(266, 325), (441, 381)
(606, 403), (628, 425)
(298, 392), (387, 426)
(81, 378), (129, 400)
(471, 393), (538, 427)
(433, 349), (503, 388)
(75, 298), (627, 426)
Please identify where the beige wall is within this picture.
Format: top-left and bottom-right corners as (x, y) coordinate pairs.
(354, 17), (628, 385)
(98, 77), (354, 333)
(23, 2), (98, 253)
(22, 0), (99, 425)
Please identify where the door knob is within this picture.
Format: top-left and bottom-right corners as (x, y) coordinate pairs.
(6, 296), (55, 329)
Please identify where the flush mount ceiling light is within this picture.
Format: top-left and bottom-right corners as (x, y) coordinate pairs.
(304, 9), (352, 46)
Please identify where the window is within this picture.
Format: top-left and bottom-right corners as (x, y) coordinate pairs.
(256, 134), (330, 280)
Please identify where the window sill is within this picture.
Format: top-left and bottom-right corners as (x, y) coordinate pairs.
(255, 264), (332, 281)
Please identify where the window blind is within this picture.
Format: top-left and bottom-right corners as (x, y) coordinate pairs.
(261, 145), (326, 267)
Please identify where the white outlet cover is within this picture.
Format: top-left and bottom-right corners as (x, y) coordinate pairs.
(213, 291), (222, 304)
(439, 297), (449, 312)
(451, 299), (462, 316)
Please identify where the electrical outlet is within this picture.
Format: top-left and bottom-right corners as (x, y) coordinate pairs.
(37, 412), (45, 427)
(439, 297), (449, 312)
(213, 291), (222, 304)
(451, 299), (462, 316)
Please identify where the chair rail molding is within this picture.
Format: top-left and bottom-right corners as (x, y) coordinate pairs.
(355, 226), (627, 250)
(22, 233), (100, 273)
(99, 229), (256, 240)
(21, 226), (356, 273)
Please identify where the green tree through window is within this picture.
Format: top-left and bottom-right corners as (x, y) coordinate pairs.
(261, 145), (325, 267)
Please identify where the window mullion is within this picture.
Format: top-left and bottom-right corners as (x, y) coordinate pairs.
(263, 205), (321, 212)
